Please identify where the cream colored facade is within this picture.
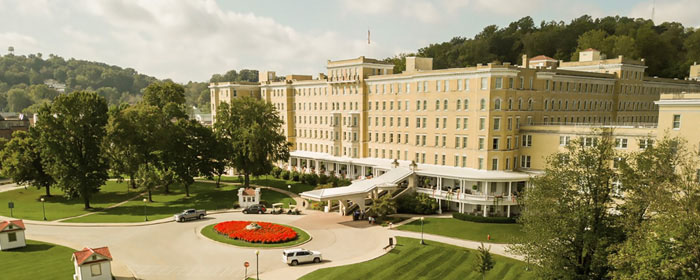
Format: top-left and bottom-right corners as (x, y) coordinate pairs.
(211, 51), (700, 216)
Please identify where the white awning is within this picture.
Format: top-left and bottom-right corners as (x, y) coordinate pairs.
(301, 167), (413, 201)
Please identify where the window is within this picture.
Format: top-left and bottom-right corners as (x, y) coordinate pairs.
(673, 115), (681, 129)
(479, 117), (486, 130)
(480, 99), (486, 110)
(462, 156), (467, 167)
(493, 118), (500, 130)
(455, 136), (460, 148)
(639, 139), (654, 150)
(435, 118), (440, 129)
(492, 158), (498, 170)
(522, 135), (532, 147)
(478, 137), (485, 150)
(464, 99), (469, 110)
(8, 232), (17, 242)
(506, 137), (511, 149)
(462, 136), (468, 148)
(507, 118), (512, 130)
(478, 158), (484, 169)
(495, 77), (503, 89)
(435, 100), (440, 110)
(520, 155), (531, 168)
(456, 99), (461, 110)
(613, 157), (624, 169)
(442, 135), (447, 147)
(494, 99), (501, 110)
(465, 79), (470, 91)
(508, 78), (514, 88)
(481, 77), (488, 90)
(91, 264), (102, 277)
(559, 136), (571, 146)
(456, 118), (461, 129)
(615, 138), (628, 149)
(492, 138), (500, 150)
(519, 77), (524, 88)
(463, 117), (468, 129)
(443, 99), (448, 110)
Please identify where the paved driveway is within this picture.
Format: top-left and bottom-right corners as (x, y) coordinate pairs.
(21, 211), (393, 280)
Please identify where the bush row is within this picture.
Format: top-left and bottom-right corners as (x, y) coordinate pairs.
(397, 192), (438, 215)
(452, 212), (517, 224)
(270, 167), (351, 187)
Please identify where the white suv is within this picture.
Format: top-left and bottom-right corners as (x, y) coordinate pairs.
(282, 248), (322, 266)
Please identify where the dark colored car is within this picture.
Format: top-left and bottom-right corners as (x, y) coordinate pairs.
(242, 204), (267, 214)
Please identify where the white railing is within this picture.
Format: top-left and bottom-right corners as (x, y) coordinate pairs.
(416, 187), (519, 204)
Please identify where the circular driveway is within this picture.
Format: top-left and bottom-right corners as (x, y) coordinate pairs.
(23, 211), (393, 280)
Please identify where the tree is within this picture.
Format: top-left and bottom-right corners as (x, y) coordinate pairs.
(0, 129), (55, 197)
(368, 194), (397, 219)
(6, 88), (32, 112)
(511, 129), (621, 279)
(213, 97), (290, 188)
(609, 136), (700, 279)
(142, 81), (186, 119)
(36, 91), (109, 209)
(475, 242), (495, 280)
(206, 132), (231, 188)
(171, 119), (216, 197)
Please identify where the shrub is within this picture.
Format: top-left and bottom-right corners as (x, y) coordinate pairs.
(319, 173), (329, 184)
(397, 192), (438, 214)
(452, 213), (516, 224)
(232, 201), (240, 209)
(306, 174), (318, 186)
(281, 170), (290, 180)
(337, 178), (352, 187)
(270, 167), (282, 178)
(291, 171), (300, 181)
(330, 175), (340, 187)
(299, 173), (307, 184)
(259, 200), (271, 208)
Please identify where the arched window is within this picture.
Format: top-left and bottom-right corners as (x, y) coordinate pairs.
(480, 98), (486, 110)
(443, 99), (448, 110)
(456, 99), (461, 110)
(544, 99), (549, 111)
(508, 98), (513, 110)
(464, 99), (470, 110)
(435, 100), (440, 110)
(528, 99), (533, 110)
(518, 98), (523, 110)
(494, 98), (501, 110)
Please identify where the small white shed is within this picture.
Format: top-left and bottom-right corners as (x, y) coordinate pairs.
(238, 187), (261, 208)
(72, 247), (113, 280)
(0, 219), (26, 250)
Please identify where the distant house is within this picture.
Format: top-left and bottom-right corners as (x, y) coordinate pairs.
(43, 79), (67, 93)
(72, 247), (113, 280)
(0, 219), (27, 250)
(0, 113), (31, 139)
(238, 187), (261, 207)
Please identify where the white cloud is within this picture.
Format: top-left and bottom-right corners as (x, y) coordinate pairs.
(0, 32), (39, 54)
(629, 0), (700, 27)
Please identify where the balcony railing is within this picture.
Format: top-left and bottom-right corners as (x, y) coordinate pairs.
(416, 187), (519, 204)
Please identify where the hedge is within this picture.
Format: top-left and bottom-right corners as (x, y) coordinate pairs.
(452, 213), (517, 224)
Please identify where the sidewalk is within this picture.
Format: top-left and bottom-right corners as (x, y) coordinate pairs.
(389, 229), (522, 260)
(0, 182), (22, 193)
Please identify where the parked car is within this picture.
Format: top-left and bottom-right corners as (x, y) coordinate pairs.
(242, 204), (267, 214)
(174, 209), (206, 222)
(282, 248), (322, 266)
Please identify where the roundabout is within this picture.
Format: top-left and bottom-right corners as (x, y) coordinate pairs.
(201, 220), (311, 248)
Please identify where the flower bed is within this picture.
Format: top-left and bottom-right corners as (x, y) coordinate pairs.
(213, 221), (298, 243)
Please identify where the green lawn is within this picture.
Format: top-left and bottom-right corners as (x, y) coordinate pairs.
(220, 175), (316, 194)
(0, 240), (75, 280)
(201, 223), (311, 248)
(0, 181), (136, 221)
(64, 182), (295, 223)
(397, 218), (522, 244)
(300, 237), (533, 280)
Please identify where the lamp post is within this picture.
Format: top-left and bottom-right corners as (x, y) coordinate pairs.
(288, 184), (291, 193)
(41, 198), (47, 221)
(420, 217), (425, 245)
(143, 198), (148, 221)
(255, 250), (260, 280)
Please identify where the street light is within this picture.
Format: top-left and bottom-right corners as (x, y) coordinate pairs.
(287, 184), (291, 192)
(420, 217), (425, 245)
(40, 198), (47, 221)
(255, 250), (260, 280)
(143, 198), (148, 222)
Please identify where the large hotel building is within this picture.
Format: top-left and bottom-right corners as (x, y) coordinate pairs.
(211, 49), (700, 217)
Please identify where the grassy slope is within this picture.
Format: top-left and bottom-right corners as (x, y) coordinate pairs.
(0, 240), (75, 280)
(397, 218), (522, 244)
(200, 223), (311, 248)
(300, 237), (534, 280)
(64, 182), (295, 223)
(0, 181), (135, 221)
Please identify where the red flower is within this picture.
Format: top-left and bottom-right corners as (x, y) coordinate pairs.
(214, 221), (298, 244)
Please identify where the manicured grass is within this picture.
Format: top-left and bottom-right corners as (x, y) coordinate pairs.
(0, 181), (136, 221)
(0, 240), (75, 280)
(201, 222), (311, 248)
(397, 218), (522, 244)
(220, 175), (316, 194)
(64, 182), (296, 223)
(300, 237), (534, 280)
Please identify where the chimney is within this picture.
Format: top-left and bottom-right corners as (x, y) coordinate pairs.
(522, 54), (529, 68)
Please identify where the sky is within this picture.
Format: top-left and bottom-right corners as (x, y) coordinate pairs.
(0, 0), (698, 83)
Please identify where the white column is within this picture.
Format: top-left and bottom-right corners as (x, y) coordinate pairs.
(507, 205), (511, 218)
(483, 205), (488, 217)
(361, 166), (366, 178)
(508, 181), (512, 199)
(438, 199), (442, 214)
(484, 181), (489, 198)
